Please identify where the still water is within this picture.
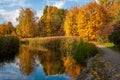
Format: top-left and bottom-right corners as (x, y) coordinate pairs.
(0, 45), (83, 80)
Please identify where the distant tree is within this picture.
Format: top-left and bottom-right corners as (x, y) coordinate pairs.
(0, 22), (15, 36)
(6, 22), (15, 35)
(0, 24), (6, 35)
(16, 8), (39, 38)
(38, 6), (67, 36)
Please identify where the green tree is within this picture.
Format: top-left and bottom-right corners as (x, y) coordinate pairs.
(38, 6), (66, 36)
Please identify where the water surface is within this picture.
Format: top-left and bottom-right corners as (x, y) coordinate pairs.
(0, 45), (83, 80)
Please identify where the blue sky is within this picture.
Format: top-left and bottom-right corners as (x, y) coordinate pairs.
(0, 0), (93, 25)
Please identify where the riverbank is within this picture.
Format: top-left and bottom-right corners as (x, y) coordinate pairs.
(78, 45), (120, 80)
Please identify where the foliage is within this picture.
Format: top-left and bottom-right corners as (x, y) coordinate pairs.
(105, 42), (115, 48)
(39, 6), (67, 36)
(109, 24), (120, 46)
(64, 7), (79, 36)
(64, 2), (110, 40)
(0, 22), (15, 36)
(0, 36), (20, 54)
(112, 9), (120, 24)
(97, 24), (113, 42)
(16, 8), (39, 38)
(98, 0), (120, 6)
(98, 0), (113, 6)
(74, 41), (98, 64)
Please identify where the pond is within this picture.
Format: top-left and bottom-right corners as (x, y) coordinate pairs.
(0, 44), (83, 80)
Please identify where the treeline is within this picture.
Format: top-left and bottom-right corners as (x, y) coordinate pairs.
(0, 1), (120, 44)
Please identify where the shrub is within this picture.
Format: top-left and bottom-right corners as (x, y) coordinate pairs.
(109, 24), (120, 47)
(97, 24), (113, 43)
(74, 41), (98, 64)
(0, 36), (20, 55)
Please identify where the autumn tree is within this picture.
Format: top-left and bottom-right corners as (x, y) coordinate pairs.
(112, 9), (120, 24)
(64, 7), (79, 36)
(0, 24), (6, 35)
(39, 6), (66, 36)
(78, 2), (110, 40)
(96, 0), (120, 6)
(16, 8), (39, 38)
(6, 22), (15, 35)
(0, 22), (15, 36)
(64, 2), (110, 40)
(96, 0), (113, 6)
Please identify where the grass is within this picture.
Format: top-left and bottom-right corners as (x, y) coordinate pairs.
(21, 36), (98, 65)
(105, 42), (115, 48)
(105, 42), (120, 53)
(74, 41), (98, 65)
(0, 36), (20, 61)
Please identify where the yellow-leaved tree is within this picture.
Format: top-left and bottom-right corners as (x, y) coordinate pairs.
(77, 2), (110, 40)
(64, 7), (79, 36)
(64, 2), (110, 40)
(16, 8), (39, 38)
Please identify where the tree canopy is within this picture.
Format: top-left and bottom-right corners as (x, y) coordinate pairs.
(16, 8), (39, 38)
(39, 6), (67, 36)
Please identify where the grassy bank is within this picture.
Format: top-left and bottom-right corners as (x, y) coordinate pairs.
(0, 36), (20, 57)
(21, 37), (98, 65)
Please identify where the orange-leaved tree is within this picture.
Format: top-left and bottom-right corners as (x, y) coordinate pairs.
(64, 2), (110, 40)
(64, 7), (79, 36)
(77, 2), (110, 40)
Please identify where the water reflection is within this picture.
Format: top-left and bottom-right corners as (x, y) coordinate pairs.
(17, 45), (83, 79)
(0, 44), (83, 80)
(18, 45), (36, 75)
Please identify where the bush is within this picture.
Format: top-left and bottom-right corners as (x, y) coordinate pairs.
(97, 24), (113, 43)
(109, 24), (120, 47)
(0, 36), (20, 55)
(74, 41), (98, 64)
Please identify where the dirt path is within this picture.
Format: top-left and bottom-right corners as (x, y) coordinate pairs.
(96, 45), (120, 80)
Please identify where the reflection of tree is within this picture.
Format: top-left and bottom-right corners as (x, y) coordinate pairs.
(18, 45), (36, 75)
(63, 55), (83, 79)
(38, 50), (64, 75)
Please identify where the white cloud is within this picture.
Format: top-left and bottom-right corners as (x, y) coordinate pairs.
(0, 8), (19, 25)
(0, 0), (30, 8)
(46, 0), (66, 8)
(53, 1), (65, 8)
(0, 0), (31, 26)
